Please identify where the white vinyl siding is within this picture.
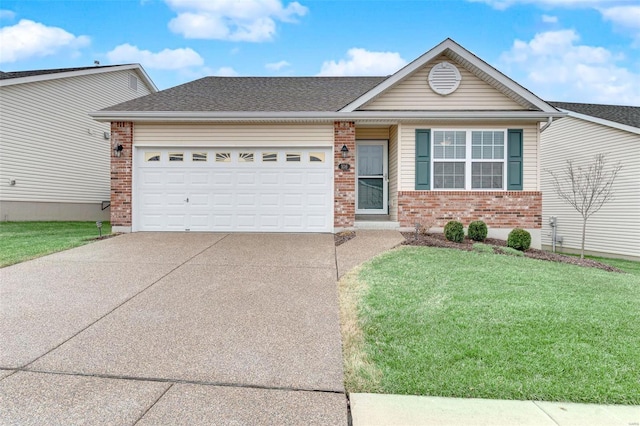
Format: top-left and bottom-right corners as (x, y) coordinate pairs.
(362, 55), (526, 111)
(399, 122), (539, 192)
(0, 70), (153, 204)
(541, 116), (640, 259)
(134, 123), (333, 147)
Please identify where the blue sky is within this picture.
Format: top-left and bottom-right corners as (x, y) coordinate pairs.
(1, 0), (639, 105)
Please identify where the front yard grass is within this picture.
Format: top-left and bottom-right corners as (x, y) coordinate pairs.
(0, 221), (111, 267)
(340, 246), (640, 404)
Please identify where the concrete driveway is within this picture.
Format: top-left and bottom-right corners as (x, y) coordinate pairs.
(0, 233), (347, 425)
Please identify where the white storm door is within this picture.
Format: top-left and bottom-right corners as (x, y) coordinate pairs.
(356, 140), (388, 214)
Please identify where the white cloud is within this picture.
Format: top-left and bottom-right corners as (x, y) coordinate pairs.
(469, 0), (621, 10)
(318, 48), (407, 76)
(266, 60), (290, 70)
(107, 43), (204, 70)
(0, 9), (16, 20)
(600, 5), (640, 44)
(213, 66), (238, 76)
(165, 0), (307, 42)
(542, 14), (558, 23)
(0, 19), (89, 63)
(500, 29), (640, 105)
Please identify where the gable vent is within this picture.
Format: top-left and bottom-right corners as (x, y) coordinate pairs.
(428, 61), (461, 95)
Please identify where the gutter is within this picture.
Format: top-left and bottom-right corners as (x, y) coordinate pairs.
(90, 110), (567, 123)
(539, 116), (554, 133)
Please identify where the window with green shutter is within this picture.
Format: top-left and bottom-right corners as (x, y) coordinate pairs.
(415, 129), (431, 190)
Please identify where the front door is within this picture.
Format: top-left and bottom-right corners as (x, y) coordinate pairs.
(356, 140), (388, 214)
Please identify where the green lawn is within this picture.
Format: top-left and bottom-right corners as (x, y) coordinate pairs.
(583, 255), (640, 277)
(0, 221), (111, 267)
(341, 246), (640, 404)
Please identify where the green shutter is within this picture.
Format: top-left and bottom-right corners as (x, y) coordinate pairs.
(507, 129), (523, 190)
(415, 129), (431, 190)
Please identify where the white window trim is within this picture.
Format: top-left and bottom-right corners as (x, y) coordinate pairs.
(432, 129), (508, 191)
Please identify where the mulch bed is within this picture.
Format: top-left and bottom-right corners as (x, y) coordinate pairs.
(334, 231), (356, 246)
(401, 232), (623, 273)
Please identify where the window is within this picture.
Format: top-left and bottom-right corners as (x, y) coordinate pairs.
(432, 130), (506, 190)
(262, 152), (278, 162)
(145, 152), (160, 162)
(286, 153), (301, 162)
(169, 152), (184, 162)
(239, 152), (254, 162)
(309, 152), (325, 163)
(192, 152), (207, 162)
(215, 152), (231, 162)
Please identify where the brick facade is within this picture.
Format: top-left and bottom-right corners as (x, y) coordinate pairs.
(398, 191), (542, 229)
(334, 121), (356, 228)
(110, 121), (133, 228)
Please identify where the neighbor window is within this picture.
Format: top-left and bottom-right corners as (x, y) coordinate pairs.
(433, 130), (506, 190)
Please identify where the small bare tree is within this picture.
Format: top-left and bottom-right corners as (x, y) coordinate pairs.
(547, 153), (622, 258)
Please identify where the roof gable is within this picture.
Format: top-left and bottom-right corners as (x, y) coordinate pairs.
(361, 54), (525, 111)
(0, 64), (157, 92)
(341, 38), (557, 113)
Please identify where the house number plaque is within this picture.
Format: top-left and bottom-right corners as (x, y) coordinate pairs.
(338, 163), (350, 171)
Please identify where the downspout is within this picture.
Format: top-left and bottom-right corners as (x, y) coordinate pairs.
(540, 116), (553, 133)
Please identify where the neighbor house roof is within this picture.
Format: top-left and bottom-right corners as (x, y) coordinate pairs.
(103, 76), (387, 112)
(0, 64), (158, 92)
(550, 101), (640, 130)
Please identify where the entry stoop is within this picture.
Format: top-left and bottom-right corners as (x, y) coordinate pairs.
(355, 215), (400, 230)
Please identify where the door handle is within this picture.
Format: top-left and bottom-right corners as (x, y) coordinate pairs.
(185, 198), (189, 203)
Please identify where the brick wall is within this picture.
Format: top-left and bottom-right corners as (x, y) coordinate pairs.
(110, 121), (133, 228)
(334, 121), (356, 228)
(398, 191), (542, 229)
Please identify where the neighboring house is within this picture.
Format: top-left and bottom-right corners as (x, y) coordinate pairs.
(0, 64), (157, 221)
(541, 101), (640, 260)
(91, 39), (564, 248)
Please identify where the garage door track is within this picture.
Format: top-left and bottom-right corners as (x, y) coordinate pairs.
(0, 233), (347, 424)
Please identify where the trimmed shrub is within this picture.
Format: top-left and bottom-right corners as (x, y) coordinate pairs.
(444, 220), (464, 243)
(499, 246), (525, 257)
(507, 228), (531, 251)
(473, 243), (494, 254)
(468, 220), (488, 242)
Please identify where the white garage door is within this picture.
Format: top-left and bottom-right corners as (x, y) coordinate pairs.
(134, 147), (333, 232)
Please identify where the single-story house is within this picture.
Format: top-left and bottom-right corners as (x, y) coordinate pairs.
(0, 64), (157, 221)
(91, 39), (564, 248)
(541, 101), (640, 260)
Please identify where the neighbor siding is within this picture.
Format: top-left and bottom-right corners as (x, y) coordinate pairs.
(134, 123), (334, 147)
(0, 70), (152, 205)
(398, 122), (539, 192)
(362, 55), (525, 111)
(541, 116), (640, 259)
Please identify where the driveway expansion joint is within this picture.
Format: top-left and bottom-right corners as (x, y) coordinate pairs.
(133, 383), (174, 426)
(16, 368), (347, 396)
(532, 400), (562, 425)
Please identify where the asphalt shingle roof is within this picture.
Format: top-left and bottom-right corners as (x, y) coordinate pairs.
(550, 101), (640, 129)
(103, 76), (388, 112)
(0, 65), (127, 80)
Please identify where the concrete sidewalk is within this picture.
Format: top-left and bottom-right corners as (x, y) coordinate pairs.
(350, 393), (640, 425)
(335, 230), (406, 278)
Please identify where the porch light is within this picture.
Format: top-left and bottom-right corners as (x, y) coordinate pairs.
(341, 144), (349, 159)
(114, 144), (123, 157)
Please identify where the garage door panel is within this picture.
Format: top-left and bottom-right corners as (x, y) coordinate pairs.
(135, 147), (332, 232)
